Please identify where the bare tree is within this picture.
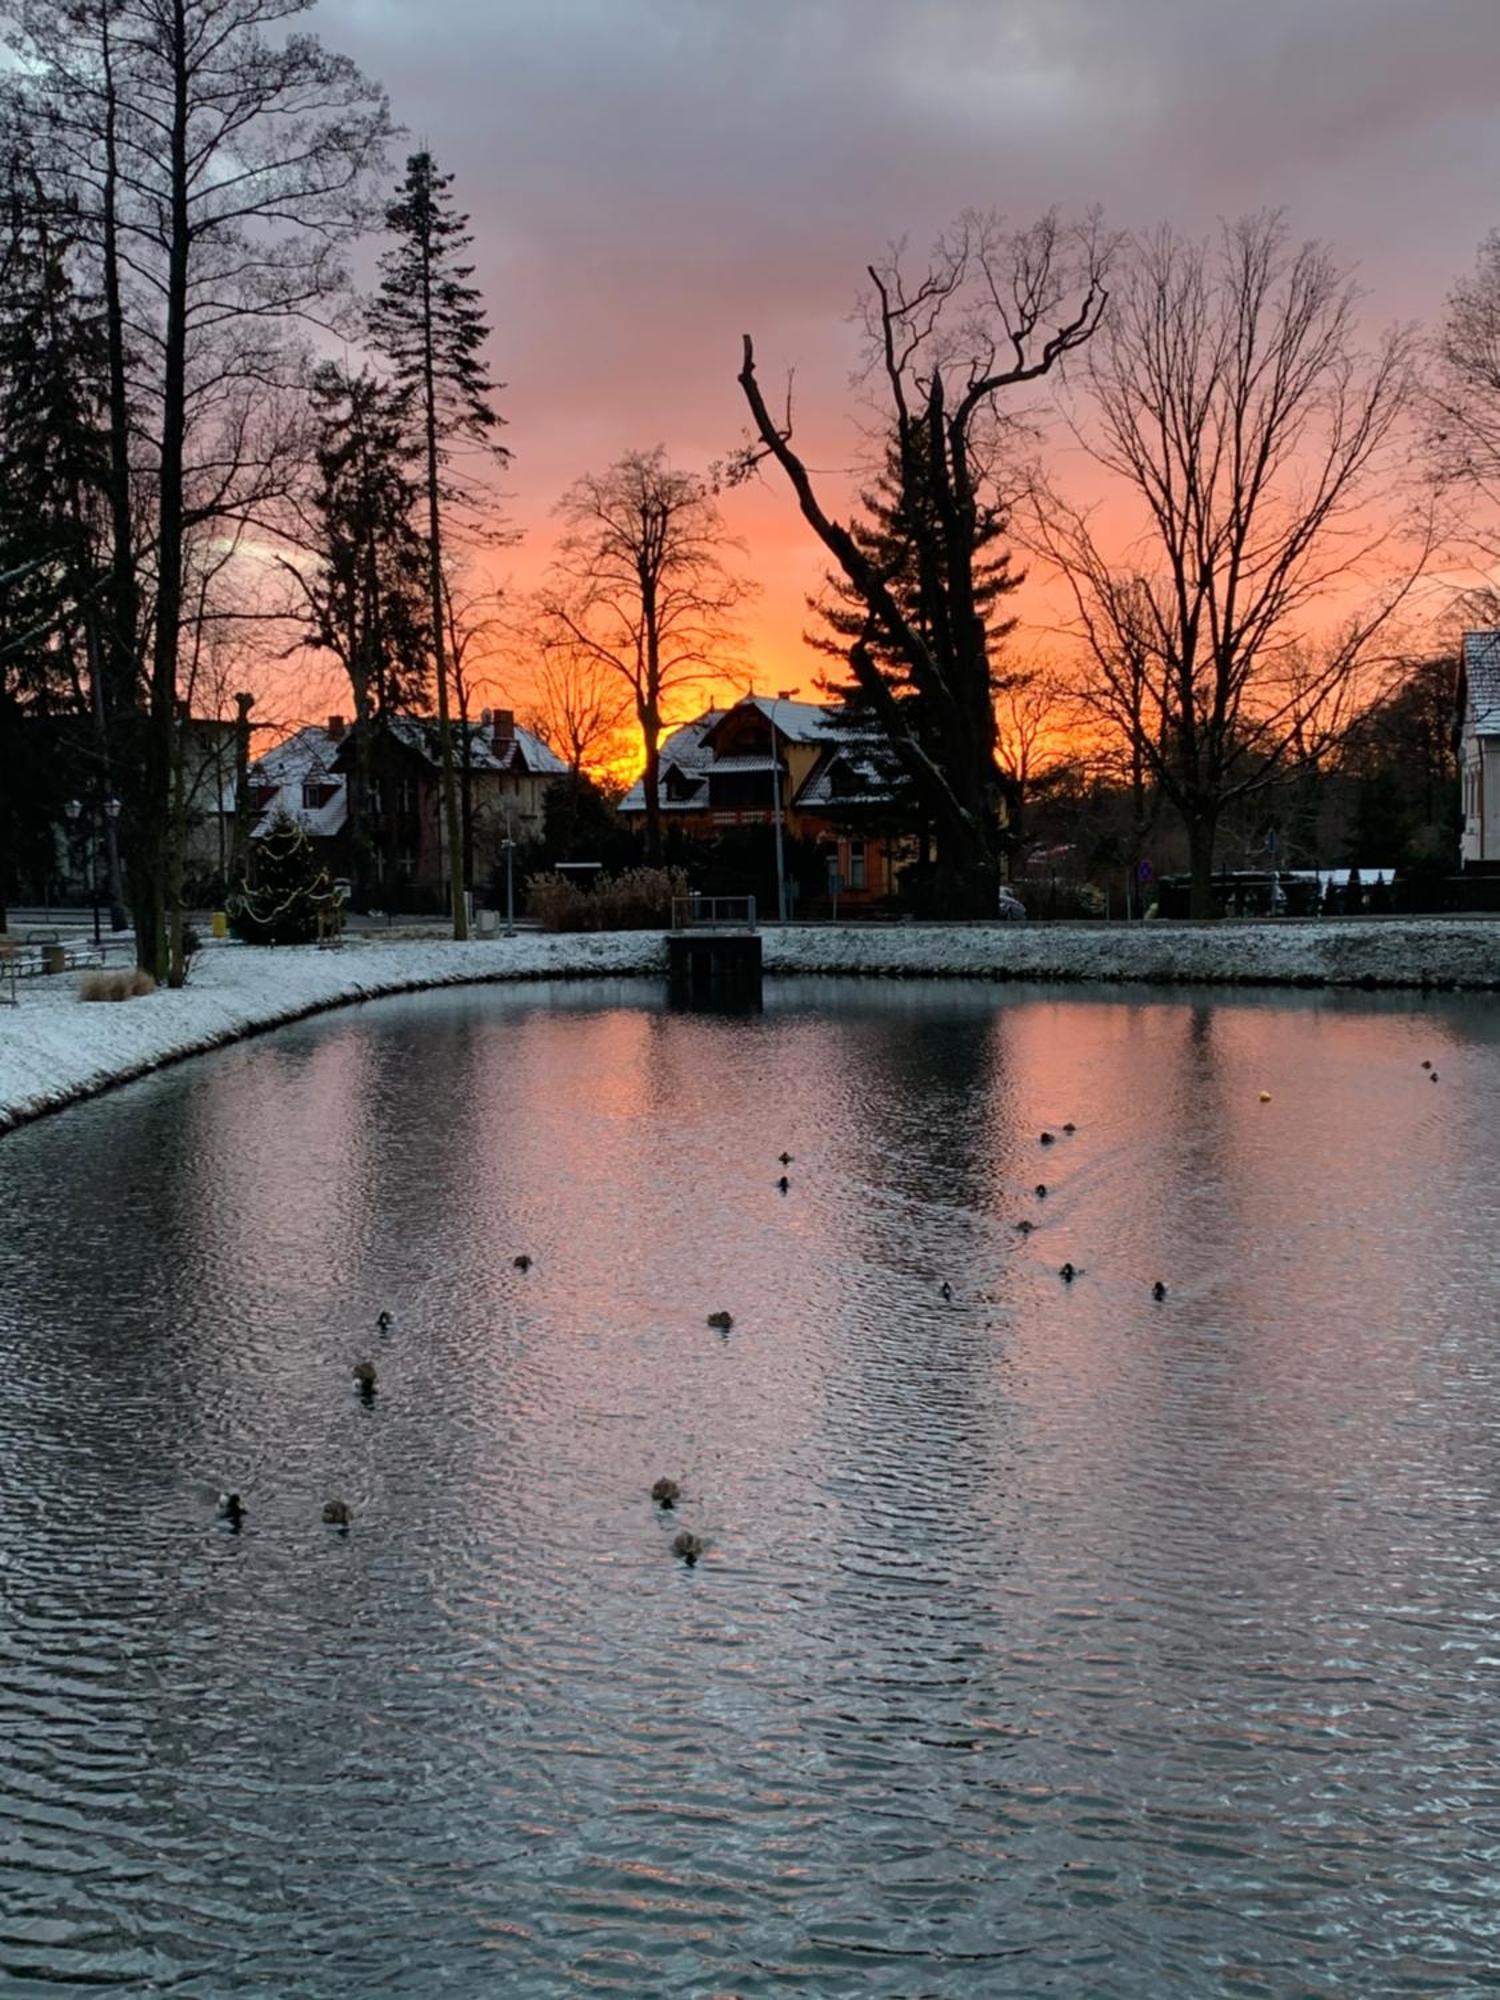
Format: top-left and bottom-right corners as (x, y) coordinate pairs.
(1029, 214), (1423, 916)
(522, 640), (631, 781)
(1429, 230), (1500, 571)
(12, 0), (391, 976)
(993, 662), (1077, 847)
(736, 210), (1111, 911)
(536, 447), (748, 862)
(441, 562), (506, 890)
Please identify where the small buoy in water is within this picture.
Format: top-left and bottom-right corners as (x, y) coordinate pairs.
(1430, 1072), (1439, 1082)
(322, 1499), (352, 1528)
(1062, 1122), (1076, 1134)
(1259, 1091), (1272, 1103)
(1152, 1280), (1167, 1301)
(513, 1255), (532, 1272)
(1059, 1262), (1076, 1282)
(777, 1175), (790, 1193)
(672, 1531), (706, 1564)
(651, 1477), (681, 1507)
(376, 1309), (392, 1333)
(1040, 1131), (1055, 1145)
(352, 1360), (377, 1395)
(1421, 1060), (1431, 1070)
(707, 1310), (733, 1330)
(1035, 1184), (1048, 1199)
(1016, 1218), (1035, 1235)
(218, 1492), (245, 1529)
(939, 1281), (953, 1301)
(778, 1152), (793, 1165)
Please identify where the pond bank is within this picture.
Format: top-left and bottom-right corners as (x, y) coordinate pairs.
(1, 916), (1495, 1136)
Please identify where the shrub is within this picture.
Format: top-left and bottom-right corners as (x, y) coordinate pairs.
(79, 967), (156, 1002)
(527, 866), (687, 932)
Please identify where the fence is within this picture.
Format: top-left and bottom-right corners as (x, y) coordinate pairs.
(670, 894), (757, 932)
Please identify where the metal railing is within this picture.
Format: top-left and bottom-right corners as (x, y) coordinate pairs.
(670, 894), (757, 933)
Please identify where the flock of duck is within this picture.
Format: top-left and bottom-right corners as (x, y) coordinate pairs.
(218, 1075), (1440, 1546)
(213, 1241), (730, 1560)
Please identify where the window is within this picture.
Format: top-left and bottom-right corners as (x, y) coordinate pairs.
(301, 781), (335, 812)
(849, 840), (866, 891)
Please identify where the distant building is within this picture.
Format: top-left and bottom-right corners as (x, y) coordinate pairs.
(1460, 630), (1500, 870)
(246, 721), (348, 859)
(19, 711), (240, 904)
(619, 693), (911, 906)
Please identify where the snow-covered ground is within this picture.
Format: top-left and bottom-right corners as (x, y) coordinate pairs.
(0, 933), (661, 1135)
(763, 916), (1500, 989)
(2, 918), (1496, 1136)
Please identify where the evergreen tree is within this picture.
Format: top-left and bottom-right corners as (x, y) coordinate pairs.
(296, 362), (432, 904)
(227, 811), (344, 945)
(809, 433), (1024, 864)
(0, 148), (112, 924)
(368, 152), (507, 940)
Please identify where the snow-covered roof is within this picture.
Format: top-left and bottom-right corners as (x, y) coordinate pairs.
(1464, 630), (1500, 737)
(618, 710), (724, 813)
(249, 725), (348, 841)
(620, 696), (900, 816)
(795, 750), (900, 809)
(707, 755), (784, 776)
(728, 695), (843, 743)
(383, 713), (567, 776)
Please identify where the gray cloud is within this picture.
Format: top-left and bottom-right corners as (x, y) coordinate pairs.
(322, 0), (1500, 665)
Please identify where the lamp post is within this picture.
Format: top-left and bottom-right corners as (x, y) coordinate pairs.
(104, 796), (124, 932)
(502, 812), (516, 937)
(769, 689), (793, 924)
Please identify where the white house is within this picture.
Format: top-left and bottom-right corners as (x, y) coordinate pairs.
(246, 722), (348, 847)
(1460, 630), (1500, 869)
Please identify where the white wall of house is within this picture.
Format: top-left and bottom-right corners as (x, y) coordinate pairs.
(1461, 734), (1500, 865)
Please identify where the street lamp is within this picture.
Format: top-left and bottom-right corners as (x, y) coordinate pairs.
(769, 689), (793, 924)
(104, 797), (124, 932)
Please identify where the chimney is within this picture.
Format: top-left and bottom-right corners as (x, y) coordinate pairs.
(327, 714), (345, 742)
(491, 708), (515, 752)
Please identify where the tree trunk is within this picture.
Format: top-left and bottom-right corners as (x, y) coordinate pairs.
(418, 235), (467, 940)
(137, 0), (191, 981)
(456, 676), (475, 891)
(641, 704), (662, 865)
(232, 691), (254, 879)
(99, 4), (144, 948)
(1187, 814), (1219, 919)
(166, 701), (188, 985)
(348, 692), (374, 909)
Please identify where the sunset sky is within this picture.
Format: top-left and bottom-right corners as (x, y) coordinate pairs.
(284, 0), (1500, 741)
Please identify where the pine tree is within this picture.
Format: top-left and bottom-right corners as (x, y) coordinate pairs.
(297, 362), (432, 905)
(0, 151), (112, 925)
(227, 811), (344, 945)
(368, 152), (507, 940)
(809, 434), (1024, 861)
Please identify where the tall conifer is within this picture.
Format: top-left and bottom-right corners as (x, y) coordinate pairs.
(368, 152), (506, 939)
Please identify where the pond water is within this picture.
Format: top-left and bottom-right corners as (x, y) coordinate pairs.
(2, 977), (1499, 1996)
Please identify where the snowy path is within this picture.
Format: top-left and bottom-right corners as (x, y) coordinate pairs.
(1, 918), (1495, 1136)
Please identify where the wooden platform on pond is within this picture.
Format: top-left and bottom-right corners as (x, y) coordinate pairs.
(666, 930), (763, 1008)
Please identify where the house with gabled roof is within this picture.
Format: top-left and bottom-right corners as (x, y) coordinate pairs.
(246, 722), (349, 852)
(243, 707), (566, 907)
(1460, 631), (1500, 870)
(619, 692), (912, 906)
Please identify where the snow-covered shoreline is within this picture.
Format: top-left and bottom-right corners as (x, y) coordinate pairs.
(1, 918), (1496, 1138)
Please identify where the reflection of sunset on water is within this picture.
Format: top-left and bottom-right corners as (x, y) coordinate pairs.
(2, 976), (1498, 1990)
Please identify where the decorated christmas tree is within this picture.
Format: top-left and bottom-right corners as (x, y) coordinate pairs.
(228, 811), (344, 945)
